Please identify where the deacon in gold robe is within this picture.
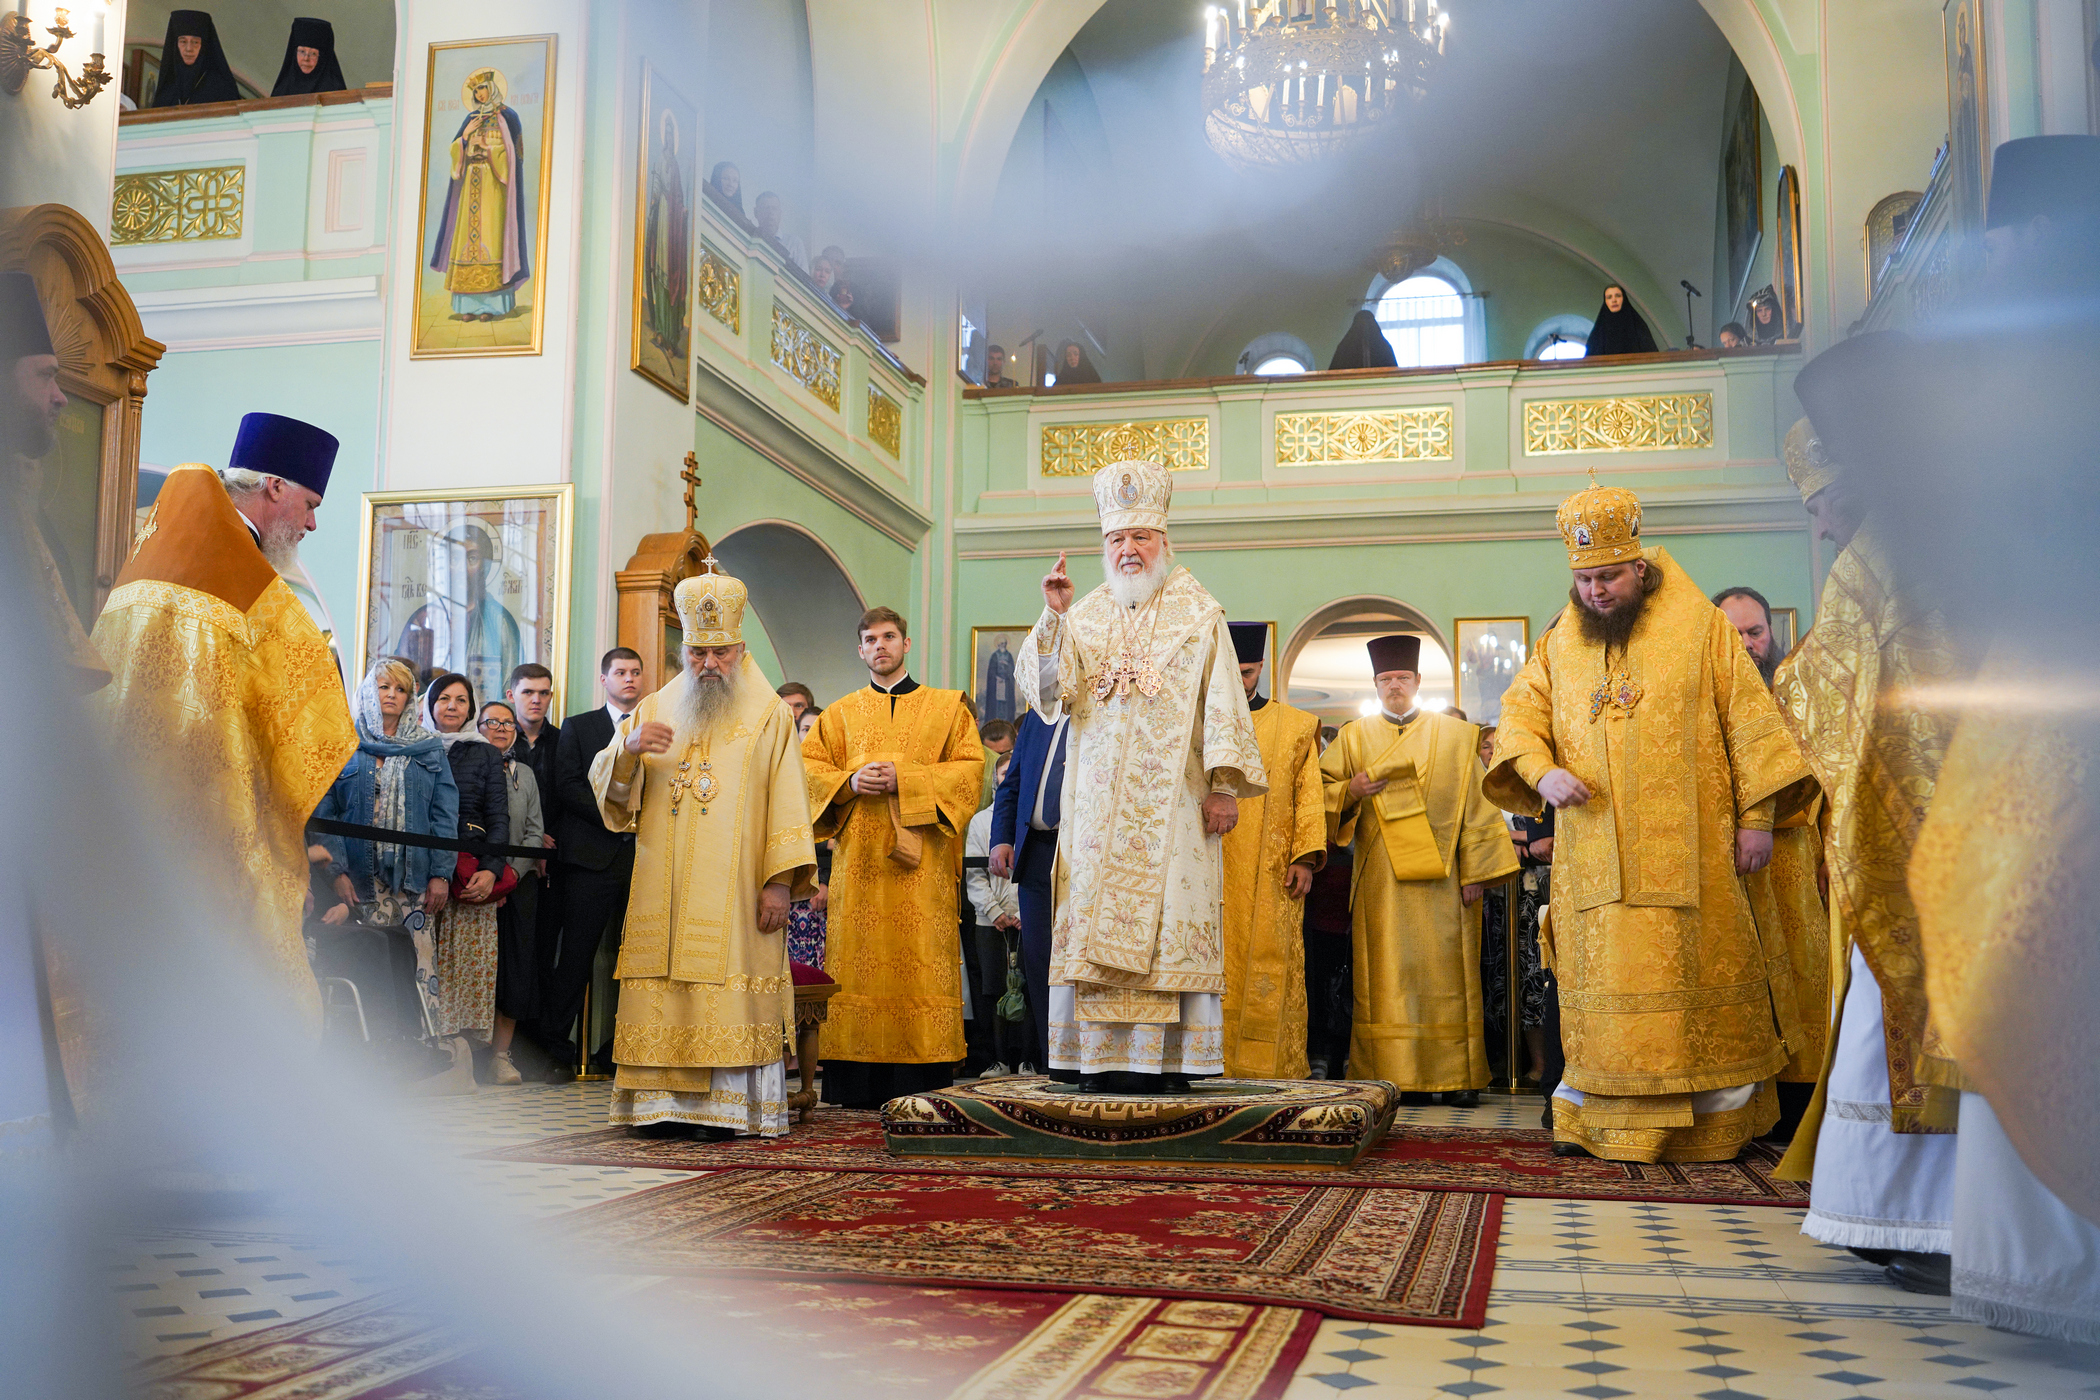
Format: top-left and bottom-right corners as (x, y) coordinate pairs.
(803, 606), (983, 1108)
(89, 417), (357, 1035)
(1715, 579), (1831, 1142)
(1020, 459), (1265, 1093)
(1218, 622), (1323, 1079)
(1325, 634), (1518, 1102)
(1774, 348), (1967, 1291)
(1485, 478), (1812, 1163)
(591, 560), (815, 1137)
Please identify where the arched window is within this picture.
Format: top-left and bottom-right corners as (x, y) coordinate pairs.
(1366, 257), (1481, 368)
(1525, 314), (1595, 361)
(1236, 332), (1314, 376)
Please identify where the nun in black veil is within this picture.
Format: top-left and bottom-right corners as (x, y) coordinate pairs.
(151, 11), (240, 107)
(1582, 283), (1660, 357)
(1328, 308), (1400, 370)
(271, 17), (347, 97)
(1051, 341), (1103, 385)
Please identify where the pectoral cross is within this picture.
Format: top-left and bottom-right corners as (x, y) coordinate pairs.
(681, 451), (704, 532)
(667, 750), (720, 816)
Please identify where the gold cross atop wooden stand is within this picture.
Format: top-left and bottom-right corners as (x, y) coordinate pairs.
(681, 451), (704, 532)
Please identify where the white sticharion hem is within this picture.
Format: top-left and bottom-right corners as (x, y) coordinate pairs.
(1046, 987), (1224, 1074)
(1951, 1091), (2100, 1343)
(1801, 948), (1956, 1255)
(607, 1060), (791, 1137)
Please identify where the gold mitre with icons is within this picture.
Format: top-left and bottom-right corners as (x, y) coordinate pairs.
(674, 556), (748, 646)
(1556, 473), (1644, 568)
(1093, 459), (1172, 534)
(1782, 418), (1841, 504)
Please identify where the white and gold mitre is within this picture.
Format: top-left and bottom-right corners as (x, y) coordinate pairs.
(1782, 418), (1841, 504)
(674, 556), (747, 646)
(1093, 459), (1172, 534)
(1555, 473), (1643, 568)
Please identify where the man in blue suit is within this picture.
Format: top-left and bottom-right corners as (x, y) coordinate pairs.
(987, 709), (1069, 1078)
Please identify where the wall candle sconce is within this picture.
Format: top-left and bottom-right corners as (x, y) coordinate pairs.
(1, 5), (112, 108)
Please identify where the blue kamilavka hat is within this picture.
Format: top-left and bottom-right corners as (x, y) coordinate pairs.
(230, 412), (339, 497)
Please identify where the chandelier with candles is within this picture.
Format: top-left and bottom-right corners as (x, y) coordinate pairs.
(1202, 0), (1448, 172)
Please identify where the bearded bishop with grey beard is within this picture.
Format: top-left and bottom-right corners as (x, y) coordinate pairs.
(1020, 460), (1265, 1093)
(590, 560), (816, 1137)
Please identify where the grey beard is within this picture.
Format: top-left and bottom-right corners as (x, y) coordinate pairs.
(257, 518), (304, 574)
(1104, 548), (1172, 609)
(672, 668), (740, 736)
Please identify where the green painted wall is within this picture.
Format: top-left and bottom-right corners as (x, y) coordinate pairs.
(136, 339), (382, 645)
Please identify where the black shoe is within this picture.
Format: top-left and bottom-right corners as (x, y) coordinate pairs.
(1849, 1246), (1897, 1266)
(1886, 1252), (1952, 1295)
(543, 1063), (577, 1085)
(1159, 1074), (1192, 1094)
(1399, 1091), (1433, 1106)
(631, 1121), (694, 1140)
(695, 1125), (738, 1142)
(1551, 1142), (1592, 1158)
(1443, 1090), (1481, 1108)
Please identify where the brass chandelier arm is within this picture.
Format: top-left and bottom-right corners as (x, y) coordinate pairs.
(0, 11), (114, 110)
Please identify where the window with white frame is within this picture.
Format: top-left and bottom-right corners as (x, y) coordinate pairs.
(1525, 314), (1594, 361)
(1236, 331), (1315, 376)
(1367, 257), (1479, 368)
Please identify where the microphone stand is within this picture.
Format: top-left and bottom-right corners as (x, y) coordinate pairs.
(1680, 280), (1703, 349)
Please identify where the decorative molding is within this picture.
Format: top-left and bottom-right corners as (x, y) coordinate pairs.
(698, 243), (740, 333)
(323, 148), (368, 235)
(769, 299), (841, 410)
(1040, 417), (1210, 478)
(1521, 392), (1714, 455)
(111, 165), (246, 245)
(1275, 407), (1454, 465)
(866, 384), (902, 458)
(128, 276), (382, 352)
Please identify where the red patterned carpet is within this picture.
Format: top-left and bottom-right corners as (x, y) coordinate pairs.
(545, 1168), (1501, 1326)
(138, 1280), (1320, 1400)
(479, 1109), (1809, 1207)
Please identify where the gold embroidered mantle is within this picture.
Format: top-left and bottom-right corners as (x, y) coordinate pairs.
(1219, 699), (1325, 1077)
(1021, 567), (1266, 1019)
(1773, 527), (1966, 1135)
(802, 683), (983, 1064)
(591, 656), (816, 1075)
(1484, 548), (1812, 1108)
(88, 466), (357, 1038)
(1325, 710), (1519, 1090)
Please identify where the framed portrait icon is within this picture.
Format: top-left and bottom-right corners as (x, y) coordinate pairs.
(631, 61), (697, 400)
(970, 626), (1030, 726)
(1771, 607), (1799, 660)
(412, 34), (557, 357)
(355, 485), (575, 716)
(1454, 617), (1530, 729)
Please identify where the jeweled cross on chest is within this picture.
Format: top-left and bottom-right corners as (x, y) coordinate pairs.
(667, 742), (719, 816)
(1094, 596), (1167, 702)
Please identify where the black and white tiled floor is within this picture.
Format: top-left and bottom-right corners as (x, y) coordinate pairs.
(107, 1083), (2100, 1396)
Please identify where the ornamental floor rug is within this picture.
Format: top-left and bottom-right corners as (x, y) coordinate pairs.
(543, 1168), (1501, 1327)
(133, 1279), (1318, 1400)
(478, 1109), (1810, 1208)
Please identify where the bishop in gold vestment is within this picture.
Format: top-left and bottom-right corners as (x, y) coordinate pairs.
(1218, 623), (1324, 1079)
(1486, 481), (1810, 1163)
(1021, 460), (1265, 1088)
(803, 608), (983, 1107)
(591, 562), (815, 1136)
(90, 427), (356, 1036)
(1324, 633), (1518, 1097)
(1769, 364), (1966, 1272)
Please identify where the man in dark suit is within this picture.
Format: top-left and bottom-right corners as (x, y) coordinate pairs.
(531, 646), (645, 1081)
(987, 709), (1067, 1079)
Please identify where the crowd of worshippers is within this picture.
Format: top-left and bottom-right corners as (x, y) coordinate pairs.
(144, 11), (349, 109)
(703, 162), (863, 320)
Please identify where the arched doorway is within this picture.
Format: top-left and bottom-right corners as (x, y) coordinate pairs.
(1281, 596), (1454, 728)
(711, 521), (867, 705)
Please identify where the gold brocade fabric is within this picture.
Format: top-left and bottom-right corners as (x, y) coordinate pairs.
(1483, 549), (1810, 1143)
(1218, 699), (1325, 1078)
(88, 498), (356, 1038)
(1773, 527), (1966, 1132)
(1553, 1083), (1782, 1164)
(1909, 684), (2100, 1223)
(1743, 789), (1831, 1082)
(802, 683), (982, 1064)
(1019, 569), (1266, 1020)
(1325, 711), (1519, 1091)
(591, 657), (816, 1075)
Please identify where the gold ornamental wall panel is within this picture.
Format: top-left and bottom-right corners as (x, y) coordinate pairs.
(1522, 392), (1714, 455)
(1274, 407), (1455, 466)
(110, 165), (246, 246)
(769, 300), (841, 410)
(867, 384), (902, 458)
(697, 244), (740, 332)
(1040, 417), (1210, 478)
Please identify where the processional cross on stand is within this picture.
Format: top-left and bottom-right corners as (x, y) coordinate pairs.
(681, 451), (703, 532)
